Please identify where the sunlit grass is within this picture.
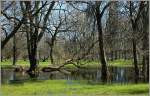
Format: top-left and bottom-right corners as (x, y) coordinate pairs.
(108, 59), (133, 67)
(75, 59), (133, 68)
(1, 60), (51, 68)
(1, 59), (133, 69)
(1, 80), (149, 96)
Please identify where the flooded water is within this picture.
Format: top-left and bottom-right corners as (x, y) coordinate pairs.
(1, 67), (144, 84)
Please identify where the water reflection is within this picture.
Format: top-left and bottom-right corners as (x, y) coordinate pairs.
(28, 72), (39, 79)
(1, 67), (144, 84)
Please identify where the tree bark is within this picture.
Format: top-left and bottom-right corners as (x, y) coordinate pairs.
(142, 55), (146, 82)
(114, 50), (117, 60)
(12, 34), (16, 65)
(24, 1), (38, 72)
(111, 50), (113, 61)
(50, 45), (54, 64)
(95, 2), (110, 82)
(146, 55), (149, 82)
(141, 1), (149, 82)
(129, 1), (144, 83)
(132, 39), (139, 83)
(124, 50), (127, 60)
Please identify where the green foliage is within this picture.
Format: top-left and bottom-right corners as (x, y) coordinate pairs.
(1, 80), (148, 96)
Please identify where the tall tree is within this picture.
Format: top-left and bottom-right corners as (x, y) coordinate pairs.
(20, 1), (55, 73)
(12, 2), (17, 65)
(95, 1), (111, 82)
(140, 1), (149, 82)
(1, 1), (48, 49)
(129, 1), (146, 83)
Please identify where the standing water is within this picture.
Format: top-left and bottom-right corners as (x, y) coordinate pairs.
(1, 66), (144, 84)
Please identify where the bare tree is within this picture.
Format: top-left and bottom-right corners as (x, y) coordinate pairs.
(129, 1), (147, 83)
(140, 1), (149, 82)
(20, 1), (55, 73)
(95, 1), (111, 82)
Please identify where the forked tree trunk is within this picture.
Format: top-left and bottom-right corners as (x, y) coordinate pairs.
(129, 1), (147, 83)
(21, 1), (55, 73)
(24, 1), (38, 73)
(95, 2), (109, 83)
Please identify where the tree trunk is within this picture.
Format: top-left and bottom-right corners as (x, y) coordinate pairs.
(146, 55), (149, 82)
(1, 55), (3, 62)
(132, 39), (139, 83)
(28, 53), (37, 72)
(25, 1), (38, 73)
(124, 50), (127, 60)
(142, 55), (146, 82)
(27, 31), (38, 72)
(141, 1), (149, 82)
(12, 4), (17, 65)
(95, 2), (108, 82)
(111, 50), (113, 61)
(142, 33), (148, 82)
(129, 1), (147, 83)
(49, 32), (57, 65)
(119, 50), (121, 59)
(50, 46), (54, 64)
(26, 32), (38, 72)
(115, 50), (117, 60)
(12, 34), (16, 65)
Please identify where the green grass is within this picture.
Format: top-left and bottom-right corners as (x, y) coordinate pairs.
(69, 59), (133, 68)
(1, 60), (51, 68)
(1, 59), (133, 69)
(1, 80), (149, 96)
(108, 59), (133, 67)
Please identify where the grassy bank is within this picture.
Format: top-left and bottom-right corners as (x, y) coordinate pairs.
(1, 59), (133, 69)
(1, 80), (149, 96)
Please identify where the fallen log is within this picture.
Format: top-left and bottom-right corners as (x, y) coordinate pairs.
(42, 67), (59, 72)
(41, 60), (82, 72)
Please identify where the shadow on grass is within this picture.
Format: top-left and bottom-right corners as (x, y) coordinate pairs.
(127, 89), (149, 94)
(8, 79), (46, 86)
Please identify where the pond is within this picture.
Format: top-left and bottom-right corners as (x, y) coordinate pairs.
(1, 66), (144, 84)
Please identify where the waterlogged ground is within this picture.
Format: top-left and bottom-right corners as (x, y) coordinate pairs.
(1, 59), (149, 96)
(1, 65), (146, 84)
(1, 80), (149, 96)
